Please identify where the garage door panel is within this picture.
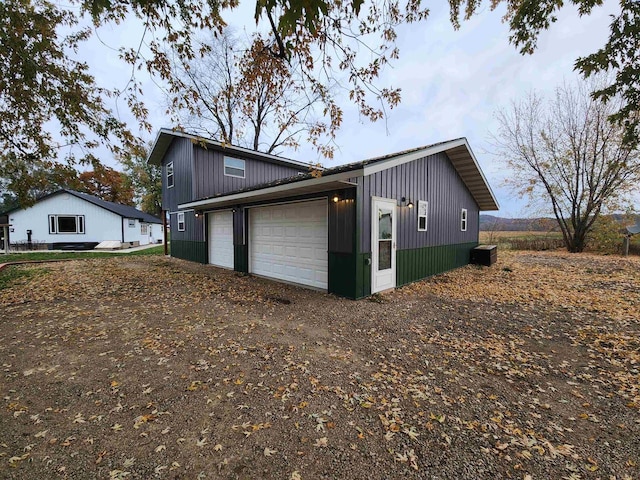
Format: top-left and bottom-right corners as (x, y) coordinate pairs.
(250, 200), (328, 289)
(208, 211), (234, 269)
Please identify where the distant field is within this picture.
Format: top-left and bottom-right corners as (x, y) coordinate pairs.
(479, 230), (562, 242)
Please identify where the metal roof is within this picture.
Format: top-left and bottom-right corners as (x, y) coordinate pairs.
(180, 138), (499, 211)
(2, 190), (162, 224)
(146, 128), (316, 170)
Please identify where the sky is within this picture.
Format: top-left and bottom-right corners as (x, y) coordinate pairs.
(80, 0), (630, 218)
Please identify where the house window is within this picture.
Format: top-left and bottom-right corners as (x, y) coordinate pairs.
(167, 161), (174, 188)
(141, 224), (148, 235)
(224, 157), (245, 178)
(416, 200), (428, 231)
(177, 212), (185, 232)
(461, 208), (468, 232)
(48, 215), (85, 234)
(128, 219), (136, 228)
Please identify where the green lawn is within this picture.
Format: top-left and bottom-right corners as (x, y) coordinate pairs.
(0, 245), (166, 263)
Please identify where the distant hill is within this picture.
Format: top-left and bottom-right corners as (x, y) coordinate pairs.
(479, 215), (559, 232)
(480, 214), (640, 232)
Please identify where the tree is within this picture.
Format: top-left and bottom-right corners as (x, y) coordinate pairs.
(2, 0), (638, 210)
(77, 167), (135, 205)
(0, 0), (141, 208)
(168, 30), (338, 156)
(494, 79), (640, 253)
(120, 148), (162, 216)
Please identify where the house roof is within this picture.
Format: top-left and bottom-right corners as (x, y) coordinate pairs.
(179, 138), (500, 211)
(146, 128), (316, 171)
(2, 190), (162, 224)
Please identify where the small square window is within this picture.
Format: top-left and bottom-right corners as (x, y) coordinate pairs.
(461, 208), (468, 232)
(167, 161), (174, 188)
(417, 200), (428, 232)
(128, 219), (136, 228)
(177, 212), (185, 232)
(224, 157), (245, 178)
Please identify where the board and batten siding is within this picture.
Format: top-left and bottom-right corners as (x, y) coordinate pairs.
(358, 152), (480, 253)
(162, 137), (195, 212)
(193, 146), (306, 199)
(6, 192), (124, 244)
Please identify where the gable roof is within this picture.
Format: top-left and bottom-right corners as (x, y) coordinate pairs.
(146, 128), (315, 171)
(2, 190), (162, 224)
(179, 138), (499, 211)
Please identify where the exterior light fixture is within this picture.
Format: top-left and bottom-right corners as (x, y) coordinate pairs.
(407, 201), (414, 209)
(332, 195), (340, 203)
(401, 197), (413, 208)
(194, 211), (200, 218)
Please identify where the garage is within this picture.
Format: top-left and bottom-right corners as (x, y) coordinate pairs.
(249, 199), (328, 289)
(208, 210), (234, 268)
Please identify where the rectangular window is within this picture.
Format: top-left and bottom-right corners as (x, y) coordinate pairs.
(177, 212), (185, 232)
(128, 219), (136, 228)
(167, 161), (174, 188)
(224, 157), (245, 178)
(461, 208), (468, 232)
(417, 200), (428, 232)
(48, 215), (85, 234)
(141, 223), (148, 235)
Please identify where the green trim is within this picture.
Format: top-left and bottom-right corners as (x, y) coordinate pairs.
(396, 242), (478, 286)
(170, 240), (207, 264)
(328, 252), (357, 298)
(355, 252), (371, 299)
(234, 244), (248, 273)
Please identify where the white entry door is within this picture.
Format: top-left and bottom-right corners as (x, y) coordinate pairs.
(250, 199), (328, 289)
(208, 211), (234, 268)
(371, 197), (396, 293)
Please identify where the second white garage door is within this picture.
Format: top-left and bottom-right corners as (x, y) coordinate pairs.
(208, 211), (234, 268)
(250, 199), (328, 289)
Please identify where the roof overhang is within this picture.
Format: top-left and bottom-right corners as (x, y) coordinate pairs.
(146, 128), (315, 170)
(179, 170), (360, 210)
(362, 138), (499, 211)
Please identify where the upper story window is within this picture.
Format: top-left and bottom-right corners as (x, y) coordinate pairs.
(224, 157), (245, 178)
(177, 212), (185, 232)
(167, 161), (174, 188)
(49, 215), (85, 234)
(460, 208), (468, 232)
(417, 201), (428, 232)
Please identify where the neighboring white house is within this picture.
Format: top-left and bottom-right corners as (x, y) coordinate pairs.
(1, 189), (163, 249)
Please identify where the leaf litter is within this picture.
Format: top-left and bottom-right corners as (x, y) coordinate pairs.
(0, 253), (639, 479)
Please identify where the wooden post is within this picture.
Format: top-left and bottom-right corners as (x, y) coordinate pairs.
(162, 210), (168, 256)
(623, 235), (630, 257)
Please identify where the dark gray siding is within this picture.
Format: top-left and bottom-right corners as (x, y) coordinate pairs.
(193, 146), (306, 199)
(169, 210), (204, 242)
(359, 152), (480, 252)
(328, 189), (356, 253)
(162, 138), (195, 212)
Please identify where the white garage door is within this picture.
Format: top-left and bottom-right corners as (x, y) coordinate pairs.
(208, 211), (234, 268)
(250, 199), (328, 289)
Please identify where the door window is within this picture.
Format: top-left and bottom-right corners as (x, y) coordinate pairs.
(378, 208), (392, 270)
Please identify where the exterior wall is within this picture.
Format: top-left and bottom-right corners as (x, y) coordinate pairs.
(162, 137), (195, 212)
(6, 192), (123, 245)
(354, 152), (481, 297)
(122, 219), (163, 245)
(193, 146), (306, 199)
(169, 210), (206, 263)
(358, 152), (480, 252)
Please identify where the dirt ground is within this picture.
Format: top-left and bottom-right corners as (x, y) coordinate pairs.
(1, 251), (639, 479)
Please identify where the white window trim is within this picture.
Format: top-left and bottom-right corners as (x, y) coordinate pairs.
(224, 156), (246, 179)
(141, 223), (148, 235)
(177, 212), (185, 232)
(128, 219), (136, 228)
(167, 161), (174, 188)
(417, 200), (428, 232)
(461, 208), (468, 232)
(48, 214), (85, 235)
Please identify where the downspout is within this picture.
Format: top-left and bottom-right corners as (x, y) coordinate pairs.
(121, 218), (125, 243)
